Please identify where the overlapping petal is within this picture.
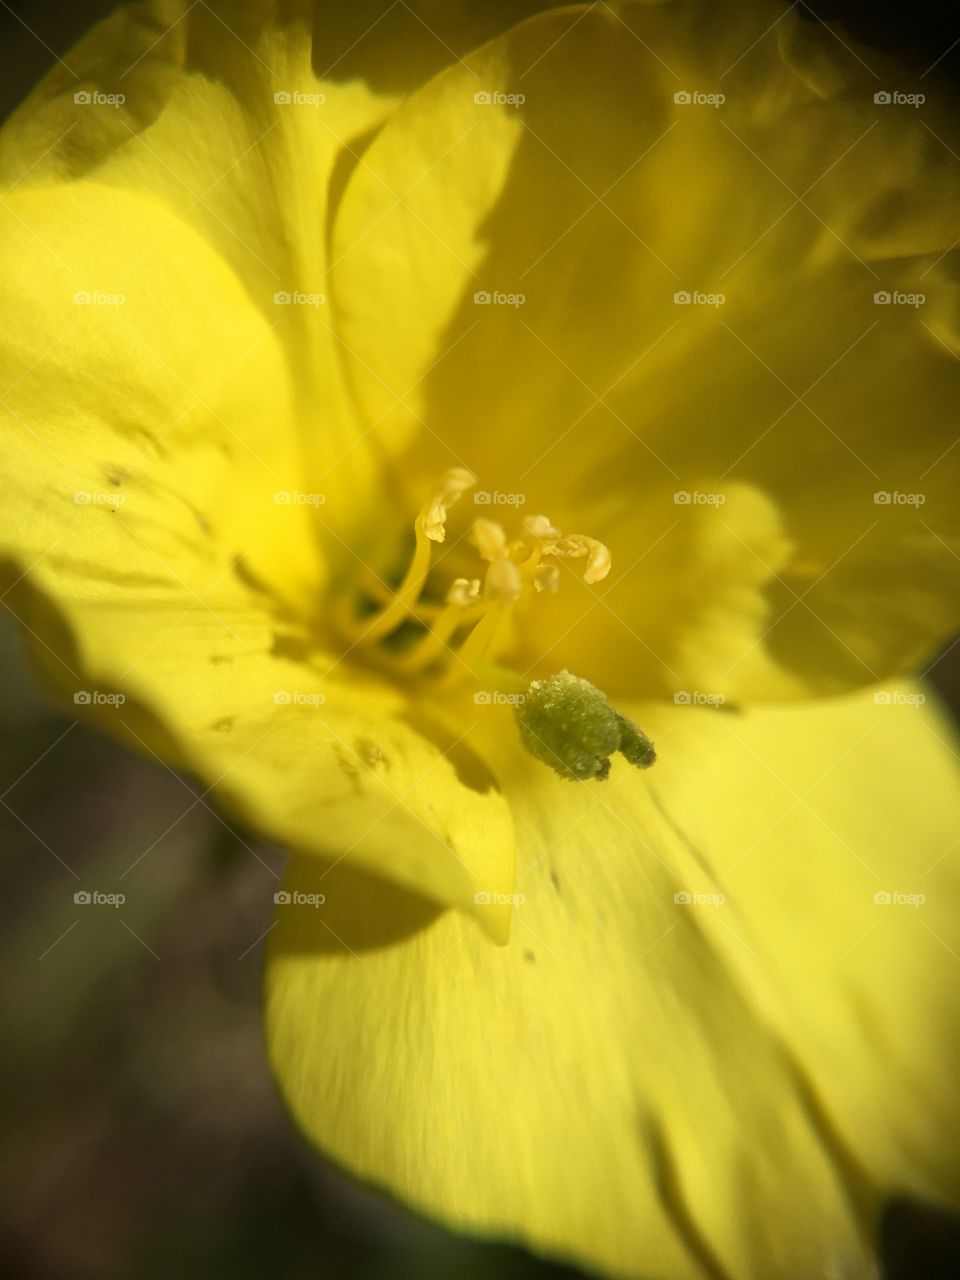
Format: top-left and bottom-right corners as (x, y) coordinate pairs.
(0, 0), (390, 571)
(11, 580), (515, 936)
(0, 0), (548, 925)
(0, 0), (567, 580)
(0, 182), (319, 612)
(266, 683), (960, 1279)
(329, 2), (960, 702)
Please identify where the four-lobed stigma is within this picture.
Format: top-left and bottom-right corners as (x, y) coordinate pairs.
(514, 671), (656, 782)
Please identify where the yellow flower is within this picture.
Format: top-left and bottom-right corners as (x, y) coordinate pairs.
(2, 1), (960, 1277)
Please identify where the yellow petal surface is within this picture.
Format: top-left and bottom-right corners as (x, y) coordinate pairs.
(0, 177), (515, 932)
(266, 684), (960, 1279)
(0, 0), (383, 571)
(0, 0), (560, 933)
(330, 2), (960, 702)
(10, 577), (515, 938)
(0, 0), (565, 546)
(0, 183), (321, 613)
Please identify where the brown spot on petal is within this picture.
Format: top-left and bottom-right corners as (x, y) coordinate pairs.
(333, 746), (364, 794)
(355, 737), (386, 769)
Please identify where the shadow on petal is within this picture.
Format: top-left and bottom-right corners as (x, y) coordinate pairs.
(273, 857), (445, 957)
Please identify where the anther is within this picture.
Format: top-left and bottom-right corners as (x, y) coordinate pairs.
(422, 467), (477, 543)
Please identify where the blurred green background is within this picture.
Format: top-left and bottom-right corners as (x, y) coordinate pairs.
(2, 2), (960, 1277)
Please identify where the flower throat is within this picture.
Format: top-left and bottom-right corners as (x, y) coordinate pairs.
(337, 468), (656, 782)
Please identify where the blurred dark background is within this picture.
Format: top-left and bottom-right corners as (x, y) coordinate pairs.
(1, 1), (960, 1277)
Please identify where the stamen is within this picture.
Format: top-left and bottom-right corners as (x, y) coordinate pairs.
(422, 467), (477, 543)
(523, 514), (562, 542)
(521, 516), (611, 584)
(446, 578), (481, 607)
(443, 604), (509, 685)
(394, 594), (480, 673)
(554, 535), (612, 585)
(532, 564), (560, 594)
(485, 556), (522, 605)
(349, 468), (475, 643)
(340, 473), (613, 693)
(470, 518), (509, 562)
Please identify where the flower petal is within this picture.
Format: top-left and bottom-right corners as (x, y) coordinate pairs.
(0, 183), (321, 613)
(0, 0), (557, 936)
(266, 684), (960, 1279)
(329, 2), (960, 702)
(0, 0), (567, 507)
(0, 0), (385, 579)
(8, 578), (515, 939)
(0, 0), (560, 584)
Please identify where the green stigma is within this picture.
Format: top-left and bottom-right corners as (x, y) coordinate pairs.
(513, 671), (656, 782)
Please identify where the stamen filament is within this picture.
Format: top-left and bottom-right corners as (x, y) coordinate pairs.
(440, 606), (509, 688)
(357, 570), (449, 623)
(348, 523), (434, 643)
(344, 468), (476, 644)
(336, 477), (610, 701)
(393, 599), (484, 673)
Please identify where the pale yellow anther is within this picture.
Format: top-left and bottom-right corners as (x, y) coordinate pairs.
(346, 468), (610, 684)
(446, 577), (481, 607)
(470, 518), (508, 562)
(575, 536), (612, 584)
(532, 564), (560, 594)
(520, 514), (611, 584)
(485, 556), (523, 604)
(553, 534), (612, 584)
(523, 514), (562, 542)
(420, 467), (477, 543)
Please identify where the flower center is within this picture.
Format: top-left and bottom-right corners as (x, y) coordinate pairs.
(334, 469), (655, 782)
(336, 468), (611, 690)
